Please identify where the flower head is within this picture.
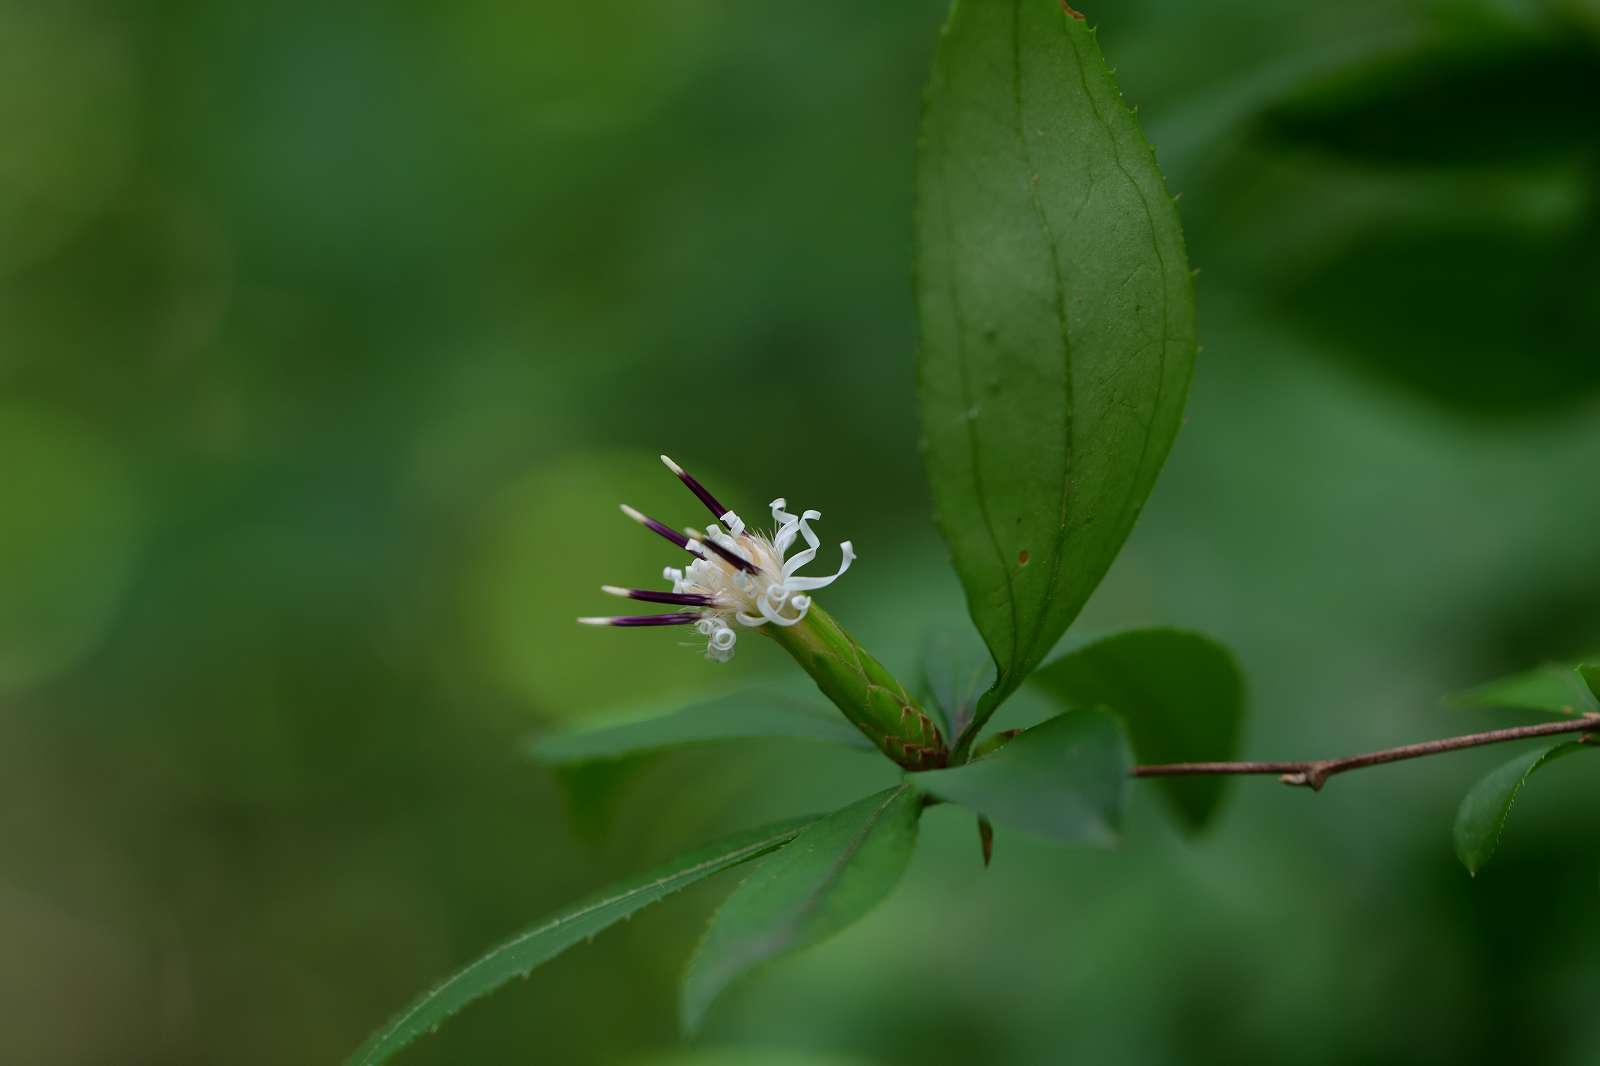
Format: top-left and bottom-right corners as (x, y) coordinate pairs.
(578, 455), (855, 662)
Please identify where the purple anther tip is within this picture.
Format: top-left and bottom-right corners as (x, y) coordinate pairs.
(603, 586), (714, 607)
(579, 612), (699, 627)
(661, 454), (731, 521)
(621, 504), (694, 551)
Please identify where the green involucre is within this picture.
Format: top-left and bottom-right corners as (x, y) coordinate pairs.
(766, 604), (947, 770)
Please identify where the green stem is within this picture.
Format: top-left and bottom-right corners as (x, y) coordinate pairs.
(765, 603), (948, 771)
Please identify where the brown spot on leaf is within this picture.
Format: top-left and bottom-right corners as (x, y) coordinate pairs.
(1017, 549), (1030, 566)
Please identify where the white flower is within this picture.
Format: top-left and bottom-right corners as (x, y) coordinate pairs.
(578, 455), (854, 662)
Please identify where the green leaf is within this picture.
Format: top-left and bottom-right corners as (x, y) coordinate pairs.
(1453, 742), (1592, 876)
(344, 817), (813, 1066)
(1449, 661), (1599, 717)
(912, 709), (1128, 846)
(1581, 664), (1600, 704)
(916, 0), (1197, 746)
(527, 687), (871, 766)
(680, 786), (922, 1032)
(1029, 629), (1243, 831)
(918, 626), (996, 746)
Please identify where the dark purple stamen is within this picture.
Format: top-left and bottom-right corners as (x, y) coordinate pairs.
(662, 454), (731, 521)
(699, 534), (758, 574)
(616, 588), (714, 607)
(604, 613), (699, 627)
(628, 507), (692, 550)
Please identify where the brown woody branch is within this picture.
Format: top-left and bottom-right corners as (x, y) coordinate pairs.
(1132, 714), (1600, 791)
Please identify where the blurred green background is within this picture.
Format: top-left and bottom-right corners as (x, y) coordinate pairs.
(4, 1), (1600, 1063)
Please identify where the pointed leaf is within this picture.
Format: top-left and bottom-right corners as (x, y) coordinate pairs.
(345, 817), (813, 1066)
(917, 0), (1197, 748)
(528, 687), (871, 766)
(1581, 664), (1600, 704)
(913, 709), (1128, 846)
(1030, 629), (1243, 831)
(1453, 742), (1593, 876)
(681, 786), (922, 1032)
(1449, 661), (1599, 717)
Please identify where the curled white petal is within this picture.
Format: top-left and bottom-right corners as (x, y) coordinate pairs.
(705, 623), (737, 661)
(784, 540), (854, 592)
(770, 499), (801, 554)
(781, 510), (824, 580)
(755, 584), (803, 626)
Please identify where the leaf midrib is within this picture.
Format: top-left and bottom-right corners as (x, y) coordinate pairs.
(1011, 0), (1078, 684)
(735, 785), (908, 964)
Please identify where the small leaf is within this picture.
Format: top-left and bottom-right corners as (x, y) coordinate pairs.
(1449, 661), (1599, 717)
(1030, 629), (1243, 831)
(912, 710), (1128, 846)
(1580, 664), (1600, 704)
(527, 687), (871, 766)
(1453, 742), (1593, 876)
(680, 786), (922, 1032)
(919, 626), (996, 745)
(917, 0), (1197, 747)
(344, 817), (812, 1066)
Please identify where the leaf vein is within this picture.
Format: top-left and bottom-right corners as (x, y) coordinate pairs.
(1061, 18), (1173, 560)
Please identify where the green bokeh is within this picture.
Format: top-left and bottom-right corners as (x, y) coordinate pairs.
(0, 406), (144, 691)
